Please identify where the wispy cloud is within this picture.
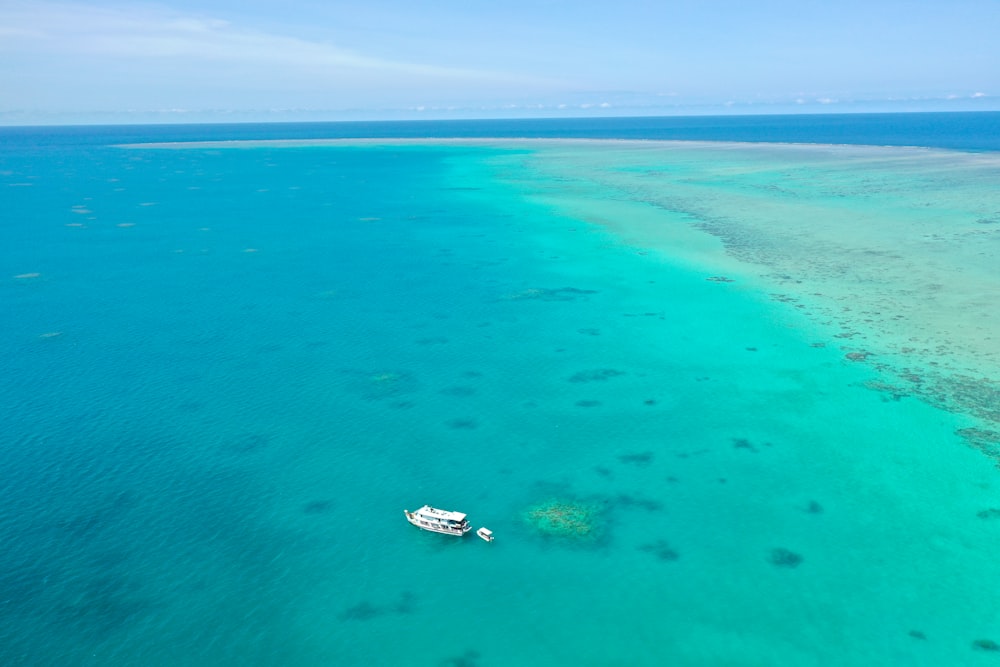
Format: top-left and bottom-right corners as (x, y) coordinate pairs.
(0, 1), (545, 86)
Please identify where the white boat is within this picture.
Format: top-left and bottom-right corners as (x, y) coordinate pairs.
(476, 527), (494, 542)
(404, 505), (472, 536)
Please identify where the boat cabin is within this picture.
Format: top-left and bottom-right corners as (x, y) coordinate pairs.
(405, 505), (472, 536)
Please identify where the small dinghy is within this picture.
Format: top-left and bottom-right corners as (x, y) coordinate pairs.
(476, 527), (494, 542)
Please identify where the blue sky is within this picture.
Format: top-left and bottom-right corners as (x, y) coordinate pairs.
(1, 0), (997, 123)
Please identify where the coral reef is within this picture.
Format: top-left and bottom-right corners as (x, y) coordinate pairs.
(338, 591), (416, 622)
(503, 287), (597, 301)
(618, 451), (654, 466)
(568, 368), (626, 383)
(440, 649), (481, 667)
(862, 380), (909, 402)
(769, 548), (803, 568)
(614, 493), (663, 511)
(639, 540), (679, 561)
(973, 639), (1000, 652)
(342, 369), (420, 401)
(302, 500), (332, 515)
(956, 427), (1000, 462)
(524, 499), (604, 540)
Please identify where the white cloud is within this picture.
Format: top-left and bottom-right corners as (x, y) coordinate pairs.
(7, 3), (385, 73)
(0, 1), (544, 90)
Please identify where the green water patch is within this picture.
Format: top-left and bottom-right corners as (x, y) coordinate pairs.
(501, 140), (1000, 464)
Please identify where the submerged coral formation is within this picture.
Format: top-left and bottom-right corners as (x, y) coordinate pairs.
(973, 639), (1000, 652)
(342, 369), (420, 401)
(769, 548), (803, 568)
(639, 539), (679, 561)
(568, 368), (626, 383)
(524, 499), (603, 539)
(503, 286), (598, 301)
(956, 427), (1000, 462)
(617, 451), (654, 466)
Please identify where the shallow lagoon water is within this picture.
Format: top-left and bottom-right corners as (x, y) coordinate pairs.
(3, 122), (1000, 665)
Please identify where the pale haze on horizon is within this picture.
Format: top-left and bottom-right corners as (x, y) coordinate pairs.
(0, 0), (997, 124)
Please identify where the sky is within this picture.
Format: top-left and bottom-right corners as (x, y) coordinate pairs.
(0, 0), (998, 123)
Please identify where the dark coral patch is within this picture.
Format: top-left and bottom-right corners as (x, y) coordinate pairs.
(339, 592), (416, 621)
(338, 601), (382, 621)
(343, 369), (420, 401)
(569, 368), (626, 383)
(303, 500), (332, 515)
(973, 639), (1000, 652)
(505, 287), (597, 302)
(441, 649), (482, 667)
(618, 451), (654, 466)
(957, 428), (1000, 461)
(864, 380), (909, 401)
(393, 591), (416, 614)
(575, 400), (602, 408)
(768, 547), (802, 568)
(615, 493), (663, 511)
(806, 501), (824, 514)
(447, 418), (478, 430)
(769, 548), (803, 568)
(639, 540), (679, 561)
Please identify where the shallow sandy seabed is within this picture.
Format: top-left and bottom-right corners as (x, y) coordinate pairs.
(124, 136), (1000, 454)
(500, 141), (1000, 453)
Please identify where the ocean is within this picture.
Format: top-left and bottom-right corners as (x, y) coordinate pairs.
(2, 113), (1000, 665)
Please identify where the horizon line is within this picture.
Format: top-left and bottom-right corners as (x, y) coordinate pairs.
(3, 107), (1000, 129)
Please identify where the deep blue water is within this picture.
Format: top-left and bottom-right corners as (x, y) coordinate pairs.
(2, 111), (999, 151)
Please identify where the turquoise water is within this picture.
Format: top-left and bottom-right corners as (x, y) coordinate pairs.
(3, 118), (1000, 665)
